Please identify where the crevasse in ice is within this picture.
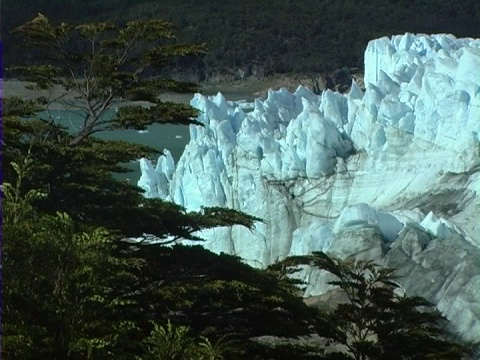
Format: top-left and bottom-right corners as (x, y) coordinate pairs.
(138, 33), (480, 340)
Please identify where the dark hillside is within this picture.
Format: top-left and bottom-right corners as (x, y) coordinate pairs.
(3, 0), (480, 78)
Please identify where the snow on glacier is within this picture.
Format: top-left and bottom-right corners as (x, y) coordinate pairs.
(138, 33), (480, 340)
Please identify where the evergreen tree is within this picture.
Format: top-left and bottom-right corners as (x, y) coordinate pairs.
(2, 154), (140, 359)
(2, 155), (328, 359)
(12, 13), (205, 146)
(3, 15), (260, 360)
(272, 252), (473, 360)
(4, 13), (260, 239)
(3, 16), (329, 360)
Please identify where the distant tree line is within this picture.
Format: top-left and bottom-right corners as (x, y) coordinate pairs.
(3, 0), (480, 80)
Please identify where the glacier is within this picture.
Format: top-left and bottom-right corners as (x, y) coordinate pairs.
(138, 33), (480, 340)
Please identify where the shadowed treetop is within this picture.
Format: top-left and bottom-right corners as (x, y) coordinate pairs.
(13, 13), (206, 145)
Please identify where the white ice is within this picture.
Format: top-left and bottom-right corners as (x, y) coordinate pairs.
(138, 33), (480, 340)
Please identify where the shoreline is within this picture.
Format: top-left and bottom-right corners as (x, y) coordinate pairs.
(3, 75), (324, 109)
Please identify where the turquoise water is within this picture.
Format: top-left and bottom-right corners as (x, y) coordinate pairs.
(39, 109), (190, 183)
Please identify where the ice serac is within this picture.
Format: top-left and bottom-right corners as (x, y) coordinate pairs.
(139, 34), (480, 340)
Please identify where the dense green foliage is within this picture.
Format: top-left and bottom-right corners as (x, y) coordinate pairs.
(2, 107), (322, 358)
(3, 163), (324, 358)
(2, 15), (323, 359)
(3, 156), (139, 359)
(3, 103), (259, 241)
(2, 152), (326, 358)
(141, 321), (234, 359)
(3, 0), (480, 77)
(3, 15), (260, 238)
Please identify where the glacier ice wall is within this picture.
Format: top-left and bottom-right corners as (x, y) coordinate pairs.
(138, 33), (480, 340)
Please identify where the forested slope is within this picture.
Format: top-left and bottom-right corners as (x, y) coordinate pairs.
(3, 0), (480, 78)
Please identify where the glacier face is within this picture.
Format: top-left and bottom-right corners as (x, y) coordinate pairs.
(138, 33), (480, 340)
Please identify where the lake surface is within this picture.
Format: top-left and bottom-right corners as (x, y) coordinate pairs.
(34, 90), (256, 184)
(39, 109), (191, 184)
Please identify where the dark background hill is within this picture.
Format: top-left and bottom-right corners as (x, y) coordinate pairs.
(3, 0), (480, 81)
